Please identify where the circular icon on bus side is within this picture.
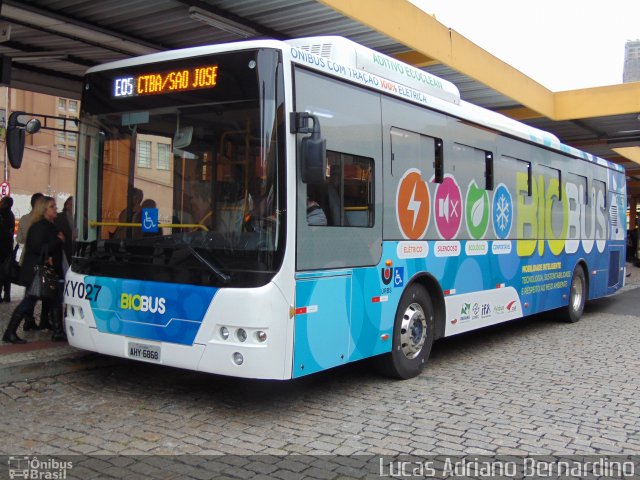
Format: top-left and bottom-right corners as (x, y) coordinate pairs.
(396, 169), (430, 240)
(492, 183), (513, 239)
(465, 180), (489, 239)
(433, 175), (462, 240)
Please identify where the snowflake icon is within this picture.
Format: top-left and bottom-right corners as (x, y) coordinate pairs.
(492, 185), (512, 239)
(496, 194), (510, 231)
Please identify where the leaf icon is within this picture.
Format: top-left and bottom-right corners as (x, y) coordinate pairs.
(466, 181), (489, 239)
(471, 196), (484, 226)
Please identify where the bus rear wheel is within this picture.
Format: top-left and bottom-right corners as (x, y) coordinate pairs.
(376, 284), (434, 379)
(564, 266), (586, 323)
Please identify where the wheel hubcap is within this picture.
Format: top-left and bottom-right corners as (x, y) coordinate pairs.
(400, 302), (427, 359)
(571, 275), (584, 312)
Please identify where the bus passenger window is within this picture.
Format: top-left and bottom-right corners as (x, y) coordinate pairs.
(307, 150), (374, 227)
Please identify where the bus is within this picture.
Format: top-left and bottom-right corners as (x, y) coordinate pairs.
(12, 36), (627, 380)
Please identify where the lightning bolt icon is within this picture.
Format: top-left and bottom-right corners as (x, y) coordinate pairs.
(407, 183), (421, 228)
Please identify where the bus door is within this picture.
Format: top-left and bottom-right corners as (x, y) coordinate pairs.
(608, 189), (626, 292)
(291, 67), (382, 377)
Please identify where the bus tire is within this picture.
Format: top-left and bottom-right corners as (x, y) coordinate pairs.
(564, 266), (586, 323)
(376, 284), (434, 379)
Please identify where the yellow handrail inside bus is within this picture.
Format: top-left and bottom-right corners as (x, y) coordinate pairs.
(344, 206), (369, 211)
(88, 221), (208, 231)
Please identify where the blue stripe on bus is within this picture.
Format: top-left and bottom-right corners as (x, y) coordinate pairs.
(85, 276), (218, 345)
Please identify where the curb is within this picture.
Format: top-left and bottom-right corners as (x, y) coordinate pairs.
(0, 346), (121, 384)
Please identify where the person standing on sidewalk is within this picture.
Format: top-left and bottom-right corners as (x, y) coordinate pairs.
(2, 196), (65, 344)
(0, 196), (16, 302)
(16, 192), (46, 331)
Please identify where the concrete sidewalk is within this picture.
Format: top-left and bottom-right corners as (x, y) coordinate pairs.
(0, 285), (119, 384)
(1, 263), (639, 384)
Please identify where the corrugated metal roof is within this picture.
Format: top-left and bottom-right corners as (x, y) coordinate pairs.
(2, 0), (638, 181)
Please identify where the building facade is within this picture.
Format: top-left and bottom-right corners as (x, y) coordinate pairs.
(0, 87), (77, 218)
(623, 39), (640, 83)
(1, 88), (173, 224)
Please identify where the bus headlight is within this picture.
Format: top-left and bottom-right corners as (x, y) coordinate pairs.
(232, 352), (244, 365)
(236, 328), (247, 342)
(256, 331), (267, 343)
(219, 326), (229, 340)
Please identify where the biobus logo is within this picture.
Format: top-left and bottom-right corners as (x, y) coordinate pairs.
(120, 293), (166, 314)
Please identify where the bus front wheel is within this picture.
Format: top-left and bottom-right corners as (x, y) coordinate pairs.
(377, 284), (434, 379)
(564, 266), (586, 323)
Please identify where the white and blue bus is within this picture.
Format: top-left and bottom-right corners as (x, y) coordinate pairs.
(45, 36), (626, 379)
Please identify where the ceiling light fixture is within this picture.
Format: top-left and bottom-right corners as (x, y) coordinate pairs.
(188, 6), (256, 38)
(1, 4), (157, 55)
(11, 53), (68, 62)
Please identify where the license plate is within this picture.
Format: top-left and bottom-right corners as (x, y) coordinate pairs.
(128, 342), (161, 363)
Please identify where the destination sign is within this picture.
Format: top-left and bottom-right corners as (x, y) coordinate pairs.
(113, 65), (218, 97)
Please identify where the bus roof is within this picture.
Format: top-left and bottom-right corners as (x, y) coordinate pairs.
(84, 36), (623, 174)
(286, 36), (461, 106)
(285, 36), (622, 173)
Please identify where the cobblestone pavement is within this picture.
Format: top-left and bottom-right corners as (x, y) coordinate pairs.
(0, 267), (639, 478)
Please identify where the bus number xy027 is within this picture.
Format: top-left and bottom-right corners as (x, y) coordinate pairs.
(65, 280), (102, 302)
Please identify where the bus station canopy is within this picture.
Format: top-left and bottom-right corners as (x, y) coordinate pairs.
(1, 0), (639, 196)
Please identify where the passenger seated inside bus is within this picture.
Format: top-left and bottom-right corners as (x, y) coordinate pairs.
(111, 187), (144, 239)
(305, 158), (372, 228)
(307, 197), (327, 226)
(188, 171), (252, 233)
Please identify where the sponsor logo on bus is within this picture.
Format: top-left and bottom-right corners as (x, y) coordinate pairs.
(460, 302), (471, 323)
(120, 293), (166, 314)
(381, 267), (393, 285)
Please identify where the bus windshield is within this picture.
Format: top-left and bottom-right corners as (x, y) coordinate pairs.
(73, 49), (285, 288)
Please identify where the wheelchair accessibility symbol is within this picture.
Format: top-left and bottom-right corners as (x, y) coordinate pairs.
(393, 267), (404, 287)
(141, 208), (158, 233)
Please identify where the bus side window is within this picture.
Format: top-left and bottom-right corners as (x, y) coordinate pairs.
(307, 150), (374, 227)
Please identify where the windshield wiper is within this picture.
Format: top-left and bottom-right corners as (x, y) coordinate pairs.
(186, 245), (230, 284)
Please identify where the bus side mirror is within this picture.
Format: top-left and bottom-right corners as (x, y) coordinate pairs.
(6, 111), (41, 169)
(291, 112), (326, 184)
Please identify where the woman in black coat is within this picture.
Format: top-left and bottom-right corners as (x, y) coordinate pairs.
(0, 196), (16, 302)
(54, 196), (74, 262)
(2, 196), (65, 344)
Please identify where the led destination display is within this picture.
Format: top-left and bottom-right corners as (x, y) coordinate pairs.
(113, 65), (218, 97)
